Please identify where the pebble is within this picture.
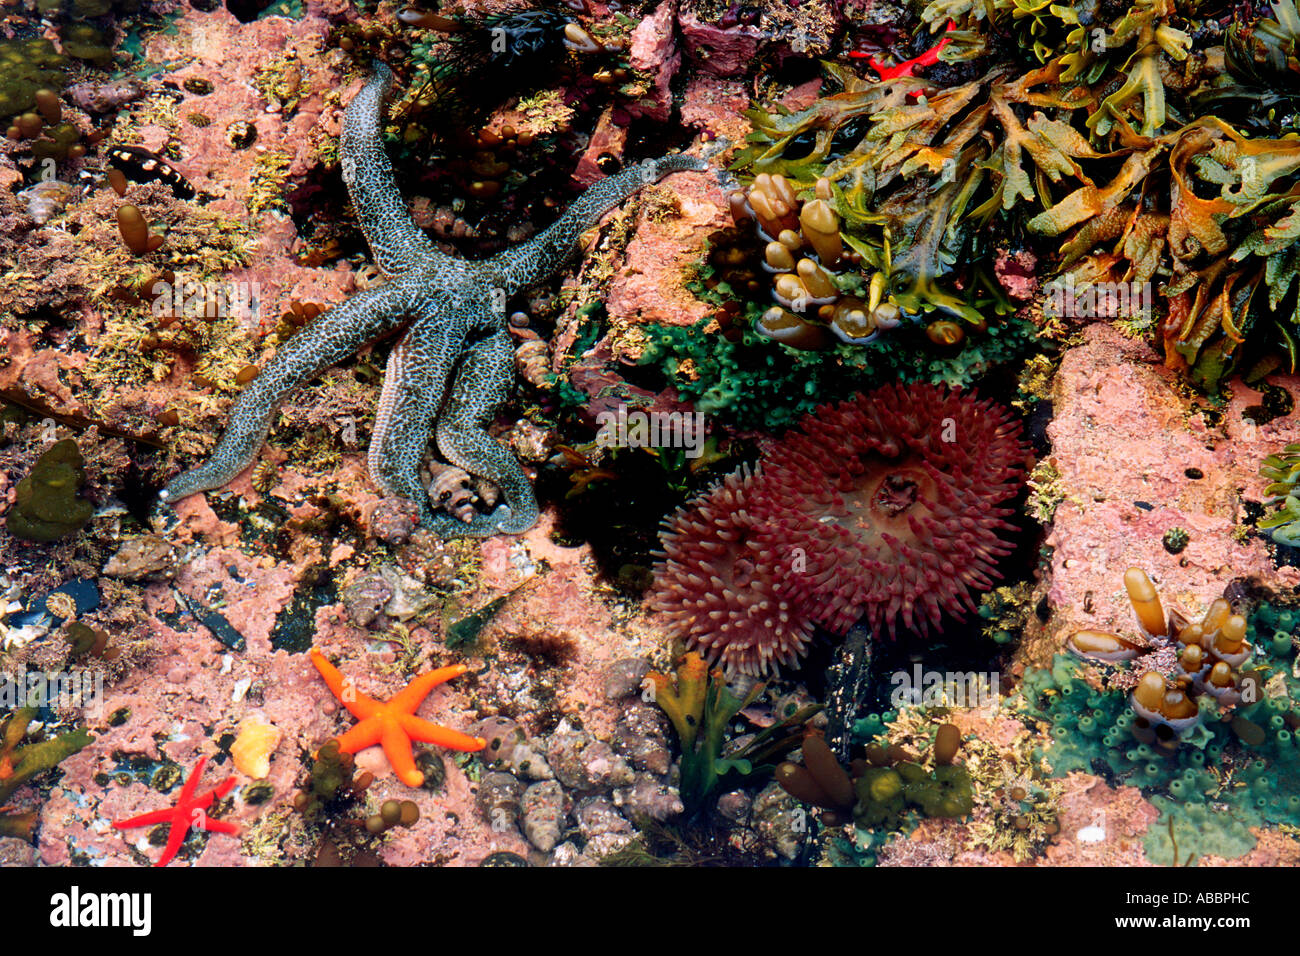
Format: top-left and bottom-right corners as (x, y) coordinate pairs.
(102, 535), (181, 581)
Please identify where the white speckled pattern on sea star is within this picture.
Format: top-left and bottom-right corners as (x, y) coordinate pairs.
(160, 62), (706, 536)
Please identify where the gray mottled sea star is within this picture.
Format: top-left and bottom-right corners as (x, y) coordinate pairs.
(160, 62), (707, 537)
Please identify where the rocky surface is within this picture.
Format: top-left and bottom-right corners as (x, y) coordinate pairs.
(1022, 323), (1300, 670)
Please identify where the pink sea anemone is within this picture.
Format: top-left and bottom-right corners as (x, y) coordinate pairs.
(648, 384), (1028, 675)
(646, 467), (816, 675)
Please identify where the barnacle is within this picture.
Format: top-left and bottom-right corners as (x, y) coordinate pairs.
(1065, 568), (1262, 748)
(776, 724), (972, 830)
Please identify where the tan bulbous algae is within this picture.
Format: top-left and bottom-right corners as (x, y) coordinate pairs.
(160, 62), (706, 536)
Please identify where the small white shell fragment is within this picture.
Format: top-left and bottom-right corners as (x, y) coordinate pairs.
(1077, 823), (1106, 844)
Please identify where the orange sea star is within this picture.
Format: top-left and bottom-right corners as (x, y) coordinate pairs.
(310, 648), (485, 787)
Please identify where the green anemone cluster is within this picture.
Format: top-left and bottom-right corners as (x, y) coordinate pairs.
(852, 713), (973, 825)
(638, 306), (1037, 429)
(1259, 442), (1300, 547)
(0, 0), (141, 126)
(6, 439), (95, 543)
(36, 0), (138, 15)
(853, 759), (974, 828)
(0, 39), (69, 128)
(58, 21), (114, 68)
(1019, 602), (1300, 863)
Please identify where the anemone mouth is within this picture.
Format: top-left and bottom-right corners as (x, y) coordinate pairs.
(873, 472), (920, 518)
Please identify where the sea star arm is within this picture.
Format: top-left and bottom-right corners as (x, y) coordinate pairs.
(436, 329), (539, 534)
(380, 718), (424, 787)
(397, 713), (486, 752)
(176, 755), (209, 805)
(111, 757), (223, 831)
(486, 154), (708, 294)
(111, 806), (179, 828)
(161, 283), (415, 504)
(309, 648), (382, 720)
(156, 816), (191, 867)
(368, 306), (512, 534)
(341, 62), (454, 277)
(333, 716), (384, 753)
(387, 662), (471, 712)
(197, 819), (240, 835)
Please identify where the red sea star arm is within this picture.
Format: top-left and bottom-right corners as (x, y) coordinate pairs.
(387, 663), (470, 714)
(154, 809), (193, 868)
(112, 755), (212, 831)
(333, 715), (384, 754)
(177, 755), (208, 804)
(398, 713), (486, 752)
(380, 718), (425, 787)
(853, 20), (955, 80)
(111, 806), (177, 829)
(310, 648), (381, 719)
(198, 819), (240, 835)
(110, 757), (239, 866)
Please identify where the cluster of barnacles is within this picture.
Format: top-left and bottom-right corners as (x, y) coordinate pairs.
(729, 173), (905, 351)
(1066, 568), (1258, 749)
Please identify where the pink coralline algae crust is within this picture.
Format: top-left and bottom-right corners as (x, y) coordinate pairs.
(650, 384), (1029, 675)
(132, 5), (367, 332)
(477, 513), (663, 741)
(677, 6), (766, 77)
(679, 75), (754, 149)
(625, 0), (681, 124)
(139, 7), (338, 215)
(0, 327), (89, 417)
(603, 158), (732, 335)
(565, 339), (700, 427)
(36, 590), (498, 865)
(1028, 323), (1300, 668)
(572, 109), (630, 188)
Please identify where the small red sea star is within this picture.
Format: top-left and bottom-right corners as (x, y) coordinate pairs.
(111, 755), (238, 867)
(851, 21), (956, 81)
